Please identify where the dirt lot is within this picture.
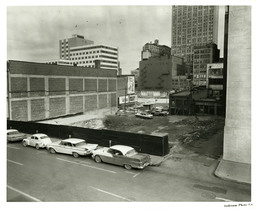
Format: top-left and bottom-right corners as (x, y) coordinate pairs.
(71, 113), (225, 159)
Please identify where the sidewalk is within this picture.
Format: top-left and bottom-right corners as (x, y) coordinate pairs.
(214, 158), (251, 184)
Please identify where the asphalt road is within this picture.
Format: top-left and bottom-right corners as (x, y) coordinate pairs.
(7, 142), (251, 202)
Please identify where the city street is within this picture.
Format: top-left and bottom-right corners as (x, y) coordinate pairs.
(7, 141), (250, 202)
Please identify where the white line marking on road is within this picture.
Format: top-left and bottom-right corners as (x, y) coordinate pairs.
(56, 157), (116, 174)
(7, 159), (24, 166)
(7, 145), (20, 150)
(7, 185), (41, 202)
(215, 197), (236, 202)
(125, 171), (140, 178)
(90, 186), (132, 201)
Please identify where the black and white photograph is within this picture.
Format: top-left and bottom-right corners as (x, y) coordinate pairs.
(1, 0), (255, 208)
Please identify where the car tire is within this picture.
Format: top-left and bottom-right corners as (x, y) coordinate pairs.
(124, 164), (132, 170)
(73, 152), (79, 158)
(35, 144), (40, 150)
(94, 155), (102, 163)
(49, 148), (56, 154)
(23, 141), (27, 147)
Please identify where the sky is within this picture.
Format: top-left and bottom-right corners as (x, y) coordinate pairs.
(7, 5), (225, 74)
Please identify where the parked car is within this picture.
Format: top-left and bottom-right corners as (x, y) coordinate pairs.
(23, 133), (52, 149)
(135, 112), (153, 119)
(7, 129), (27, 142)
(151, 110), (169, 116)
(92, 145), (151, 170)
(47, 138), (98, 158)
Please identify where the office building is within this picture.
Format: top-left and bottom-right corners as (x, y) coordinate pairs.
(59, 34), (94, 60)
(171, 6), (219, 64)
(59, 34), (119, 71)
(193, 43), (220, 86)
(138, 55), (188, 91)
(70, 44), (119, 71)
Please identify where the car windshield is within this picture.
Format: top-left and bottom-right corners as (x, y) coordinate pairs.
(8, 131), (19, 135)
(40, 135), (49, 139)
(74, 142), (86, 147)
(125, 149), (138, 157)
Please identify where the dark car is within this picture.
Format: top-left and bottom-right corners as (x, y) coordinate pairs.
(92, 145), (151, 170)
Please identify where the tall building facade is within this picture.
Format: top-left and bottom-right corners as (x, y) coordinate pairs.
(59, 34), (119, 71)
(59, 34), (94, 60)
(193, 43), (220, 86)
(138, 55), (188, 91)
(171, 6), (219, 64)
(69, 44), (119, 71)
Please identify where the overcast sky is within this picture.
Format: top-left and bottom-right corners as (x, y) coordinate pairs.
(7, 5), (225, 74)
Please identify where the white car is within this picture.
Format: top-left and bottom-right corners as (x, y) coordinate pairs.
(47, 138), (98, 158)
(135, 112), (153, 119)
(7, 129), (26, 142)
(23, 133), (52, 149)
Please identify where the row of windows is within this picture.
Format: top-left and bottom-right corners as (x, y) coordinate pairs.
(70, 45), (118, 52)
(72, 55), (99, 60)
(71, 51), (100, 56)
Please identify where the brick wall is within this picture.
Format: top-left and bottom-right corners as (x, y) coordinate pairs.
(70, 96), (83, 113)
(69, 78), (83, 94)
(49, 97), (66, 117)
(11, 100), (28, 121)
(11, 77), (27, 98)
(84, 78), (97, 92)
(7, 60), (118, 121)
(31, 99), (45, 121)
(99, 94), (108, 108)
(98, 79), (108, 92)
(84, 95), (97, 111)
(108, 79), (116, 91)
(30, 77), (45, 97)
(49, 78), (66, 95)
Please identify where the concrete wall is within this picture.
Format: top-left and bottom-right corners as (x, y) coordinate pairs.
(7, 60), (117, 121)
(223, 6), (251, 164)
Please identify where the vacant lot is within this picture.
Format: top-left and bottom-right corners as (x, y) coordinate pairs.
(65, 113), (225, 159)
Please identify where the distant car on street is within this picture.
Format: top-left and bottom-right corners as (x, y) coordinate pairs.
(23, 133), (52, 149)
(135, 112), (153, 119)
(92, 145), (151, 170)
(47, 138), (98, 158)
(151, 110), (169, 116)
(7, 129), (27, 143)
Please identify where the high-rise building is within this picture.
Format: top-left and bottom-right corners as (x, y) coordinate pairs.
(193, 43), (220, 86)
(59, 34), (119, 71)
(59, 34), (94, 60)
(69, 44), (119, 71)
(171, 6), (219, 64)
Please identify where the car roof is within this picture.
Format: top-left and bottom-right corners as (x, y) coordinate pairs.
(32, 133), (48, 137)
(110, 145), (134, 154)
(7, 129), (18, 133)
(62, 138), (85, 144)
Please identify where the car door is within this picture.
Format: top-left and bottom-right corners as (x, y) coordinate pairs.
(58, 142), (72, 154)
(101, 149), (116, 164)
(112, 149), (126, 166)
(29, 136), (36, 146)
